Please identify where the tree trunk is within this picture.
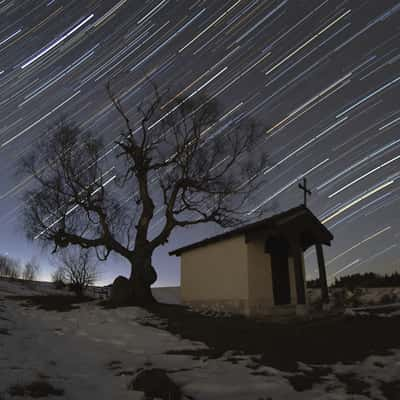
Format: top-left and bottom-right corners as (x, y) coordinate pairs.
(129, 252), (157, 306)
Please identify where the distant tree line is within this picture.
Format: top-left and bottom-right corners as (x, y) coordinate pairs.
(0, 254), (40, 281)
(307, 272), (400, 290)
(0, 255), (20, 279)
(0, 250), (97, 296)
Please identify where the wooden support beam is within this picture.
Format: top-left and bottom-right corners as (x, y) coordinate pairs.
(291, 241), (306, 304)
(316, 242), (329, 304)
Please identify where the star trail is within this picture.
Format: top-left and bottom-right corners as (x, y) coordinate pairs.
(0, 0), (399, 285)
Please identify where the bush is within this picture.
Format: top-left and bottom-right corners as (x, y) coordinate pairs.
(51, 268), (66, 290)
(331, 288), (364, 308)
(380, 293), (398, 305)
(348, 288), (364, 307)
(331, 289), (347, 308)
(128, 368), (182, 400)
(53, 249), (99, 296)
(54, 280), (66, 290)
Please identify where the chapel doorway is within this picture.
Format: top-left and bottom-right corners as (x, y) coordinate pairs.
(266, 237), (291, 305)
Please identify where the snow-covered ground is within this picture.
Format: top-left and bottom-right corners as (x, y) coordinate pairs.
(1, 280), (399, 399)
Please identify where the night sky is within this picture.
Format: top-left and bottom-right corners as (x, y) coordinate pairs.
(0, 0), (399, 286)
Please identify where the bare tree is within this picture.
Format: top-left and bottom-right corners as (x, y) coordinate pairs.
(51, 267), (66, 289)
(56, 249), (98, 296)
(0, 254), (21, 279)
(22, 85), (268, 305)
(22, 259), (40, 281)
(0, 255), (9, 277)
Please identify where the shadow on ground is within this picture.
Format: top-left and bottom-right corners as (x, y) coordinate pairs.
(136, 302), (400, 373)
(5, 295), (93, 312)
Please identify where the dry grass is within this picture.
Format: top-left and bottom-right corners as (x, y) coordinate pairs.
(8, 380), (64, 397)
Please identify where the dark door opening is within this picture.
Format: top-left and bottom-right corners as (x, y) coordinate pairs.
(267, 238), (291, 305)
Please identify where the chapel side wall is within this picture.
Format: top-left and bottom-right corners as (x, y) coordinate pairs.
(180, 235), (249, 314)
(246, 239), (274, 315)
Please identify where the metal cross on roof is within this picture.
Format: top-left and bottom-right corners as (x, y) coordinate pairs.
(298, 177), (311, 207)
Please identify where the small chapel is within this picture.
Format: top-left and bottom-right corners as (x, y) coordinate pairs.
(170, 205), (333, 317)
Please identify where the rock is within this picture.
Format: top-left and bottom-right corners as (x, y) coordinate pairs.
(128, 368), (181, 400)
(110, 276), (134, 306)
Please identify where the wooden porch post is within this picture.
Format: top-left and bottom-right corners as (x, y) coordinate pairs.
(291, 241), (306, 304)
(316, 242), (329, 304)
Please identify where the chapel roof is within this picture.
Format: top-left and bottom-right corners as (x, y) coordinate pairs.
(169, 205), (333, 256)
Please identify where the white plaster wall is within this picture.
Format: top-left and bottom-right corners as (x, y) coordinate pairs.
(180, 235), (249, 308)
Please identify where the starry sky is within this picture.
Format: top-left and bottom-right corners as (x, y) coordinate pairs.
(0, 0), (399, 286)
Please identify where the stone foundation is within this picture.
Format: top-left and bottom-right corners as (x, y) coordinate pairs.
(184, 298), (250, 316)
(295, 304), (309, 316)
(249, 303), (303, 317)
(184, 298), (308, 318)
